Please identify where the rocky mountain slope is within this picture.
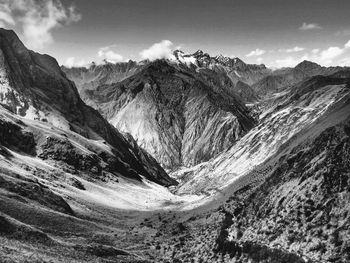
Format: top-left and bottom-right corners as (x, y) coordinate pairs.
(62, 60), (139, 107)
(63, 52), (349, 173)
(71, 59), (256, 170)
(0, 28), (175, 186)
(172, 75), (350, 194)
(62, 51), (271, 170)
(149, 74), (350, 263)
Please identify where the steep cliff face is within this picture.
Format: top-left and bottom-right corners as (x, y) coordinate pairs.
(80, 60), (256, 170)
(0, 28), (175, 186)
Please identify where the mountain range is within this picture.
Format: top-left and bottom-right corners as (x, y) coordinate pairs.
(1, 28), (350, 262)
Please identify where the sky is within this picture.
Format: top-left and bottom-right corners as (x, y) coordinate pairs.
(1, 0), (350, 68)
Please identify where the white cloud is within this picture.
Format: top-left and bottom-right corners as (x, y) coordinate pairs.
(0, 0), (81, 50)
(256, 57), (263, 64)
(246, 48), (266, 57)
(345, 40), (350, 48)
(140, 40), (175, 61)
(97, 46), (124, 63)
(0, 3), (15, 27)
(335, 29), (350, 37)
(279, 46), (305, 53)
(275, 56), (303, 68)
(339, 57), (350, 66)
(318, 46), (344, 64)
(63, 57), (87, 68)
(274, 40), (350, 68)
(299, 22), (322, 31)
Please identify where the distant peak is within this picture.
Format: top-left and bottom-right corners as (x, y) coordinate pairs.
(193, 49), (204, 55)
(232, 57), (245, 64)
(192, 49), (210, 58)
(173, 49), (184, 54)
(173, 49), (184, 59)
(295, 60), (321, 69)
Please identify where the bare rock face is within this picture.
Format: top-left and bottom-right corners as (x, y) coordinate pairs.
(0, 28), (175, 186)
(78, 60), (256, 170)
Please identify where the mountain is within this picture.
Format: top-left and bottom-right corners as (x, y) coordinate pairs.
(62, 50), (268, 105)
(61, 60), (139, 91)
(1, 27), (350, 263)
(78, 59), (256, 170)
(0, 28), (175, 186)
(252, 60), (348, 97)
(172, 75), (350, 194)
(63, 51), (278, 170)
(233, 80), (259, 103)
(156, 75), (350, 263)
(175, 50), (271, 85)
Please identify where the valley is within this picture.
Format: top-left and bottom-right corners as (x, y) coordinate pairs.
(0, 27), (350, 263)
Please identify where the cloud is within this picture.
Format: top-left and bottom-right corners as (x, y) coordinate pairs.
(256, 57), (263, 64)
(246, 48), (266, 57)
(299, 22), (322, 31)
(335, 29), (350, 37)
(318, 46), (344, 64)
(273, 40), (350, 68)
(63, 57), (87, 68)
(345, 40), (350, 48)
(140, 40), (175, 61)
(279, 46), (305, 53)
(310, 41), (350, 65)
(339, 57), (350, 66)
(97, 46), (124, 63)
(275, 56), (304, 68)
(0, 0), (81, 50)
(0, 3), (15, 27)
